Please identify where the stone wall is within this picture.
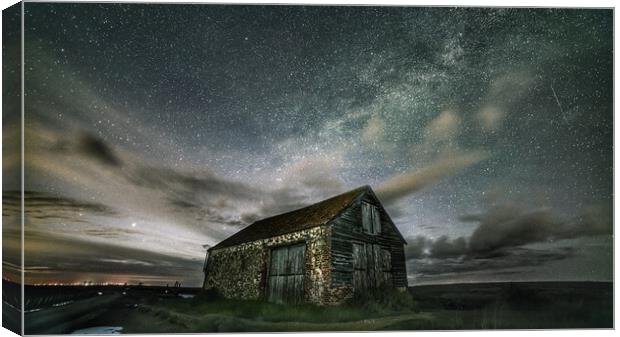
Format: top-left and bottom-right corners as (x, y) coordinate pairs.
(203, 225), (333, 305)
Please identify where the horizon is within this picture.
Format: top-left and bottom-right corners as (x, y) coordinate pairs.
(3, 276), (614, 289)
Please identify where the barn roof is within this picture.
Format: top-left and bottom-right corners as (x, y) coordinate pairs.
(209, 185), (371, 250)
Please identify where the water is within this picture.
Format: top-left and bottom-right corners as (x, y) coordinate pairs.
(52, 300), (74, 307)
(178, 293), (195, 299)
(71, 326), (123, 334)
(24, 308), (41, 313)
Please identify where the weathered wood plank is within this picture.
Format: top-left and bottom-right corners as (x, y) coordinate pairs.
(330, 191), (408, 291)
(267, 243), (306, 304)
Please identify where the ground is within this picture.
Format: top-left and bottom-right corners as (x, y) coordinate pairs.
(62, 281), (612, 333)
(7, 281), (611, 333)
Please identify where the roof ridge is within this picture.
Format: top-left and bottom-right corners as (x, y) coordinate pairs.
(209, 185), (370, 250)
(254, 185), (369, 223)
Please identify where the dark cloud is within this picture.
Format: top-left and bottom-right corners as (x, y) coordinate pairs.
(48, 131), (123, 167)
(405, 201), (612, 282)
(128, 165), (259, 201)
(3, 190), (116, 218)
(407, 202), (612, 260)
(15, 229), (204, 285)
(22, 124), (263, 234)
(430, 235), (468, 258)
(405, 235), (431, 259)
(81, 228), (142, 238)
(78, 133), (123, 167)
(561, 204), (613, 238)
(240, 212), (261, 225)
(465, 203), (612, 253)
(167, 197), (247, 228)
(467, 206), (562, 253)
(409, 246), (574, 283)
(405, 235), (469, 260)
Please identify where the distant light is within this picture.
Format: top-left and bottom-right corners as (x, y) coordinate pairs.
(131, 223), (137, 228)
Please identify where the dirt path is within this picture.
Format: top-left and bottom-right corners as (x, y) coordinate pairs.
(24, 294), (121, 334)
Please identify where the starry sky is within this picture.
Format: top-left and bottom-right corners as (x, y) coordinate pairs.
(2, 4), (613, 286)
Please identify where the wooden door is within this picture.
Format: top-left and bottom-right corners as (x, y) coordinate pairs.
(379, 248), (392, 287)
(267, 243), (305, 304)
(352, 243), (367, 290)
(352, 243), (392, 291)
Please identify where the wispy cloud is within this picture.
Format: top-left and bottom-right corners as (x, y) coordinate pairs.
(376, 151), (489, 205)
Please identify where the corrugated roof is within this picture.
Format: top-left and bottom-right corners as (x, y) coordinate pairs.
(210, 186), (370, 250)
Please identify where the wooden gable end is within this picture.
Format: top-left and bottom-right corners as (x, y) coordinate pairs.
(361, 189), (407, 244)
(328, 188), (408, 289)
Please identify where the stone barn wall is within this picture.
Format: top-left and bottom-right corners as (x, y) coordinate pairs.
(204, 225), (333, 305)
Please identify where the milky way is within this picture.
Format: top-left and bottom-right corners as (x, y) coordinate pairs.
(2, 4), (612, 286)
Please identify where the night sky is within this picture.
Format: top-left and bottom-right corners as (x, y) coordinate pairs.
(2, 4), (613, 286)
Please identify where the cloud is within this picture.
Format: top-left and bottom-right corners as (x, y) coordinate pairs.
(407, 202), (612, 260)
(408, 110), (464, 160)
(477, 105), (506, 132)
(369, 69), (535, 208)
(237, 154), (348, 224)
(3, 190), (117, 219)
(11, 124), (274, 284)
(476, 71), (534, 132)
(280, 156), (344, 194)
(372, 108), (490, 207)
(24, 124), (261, 228)
(81, 228), (142, 238)
(405, 235), (469, 260)
(375, 150), (489, 204)
(564, 204), (613, 238)
(370, 70), (536, 210)
(127, 165), (258, 201)
(404, 201), (612, 282)
(13, 123), (359, 285)
(429, 235), (468, 258)
(77, 133), (123, 167)
(15, 229), (204, 285)
(464, 203), (612, 253)
(466, 206), (562, 253)
(361, 114), (387, 147)
(423, 110), (461, 147)
(409, 246), (574, 284)
(405, 235), (430, 259)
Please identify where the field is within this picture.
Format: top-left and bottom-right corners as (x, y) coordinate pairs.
(403, 281), (613, 330)
(4, 280), (612, 333)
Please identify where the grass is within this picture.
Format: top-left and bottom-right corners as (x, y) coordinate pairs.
(392, 281), (614, 330)
(137, 303), (432, 332)
(77, 281), (612, 333)
(87, 295), (429, 333)
(122, 287), (429, 332)
(159, 288), (412, 324)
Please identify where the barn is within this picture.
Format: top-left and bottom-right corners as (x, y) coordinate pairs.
(202, 185), (408, 305)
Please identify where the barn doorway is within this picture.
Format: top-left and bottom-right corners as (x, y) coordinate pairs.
(352, 243), (392, 290)
(267, 243), (306, 304)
